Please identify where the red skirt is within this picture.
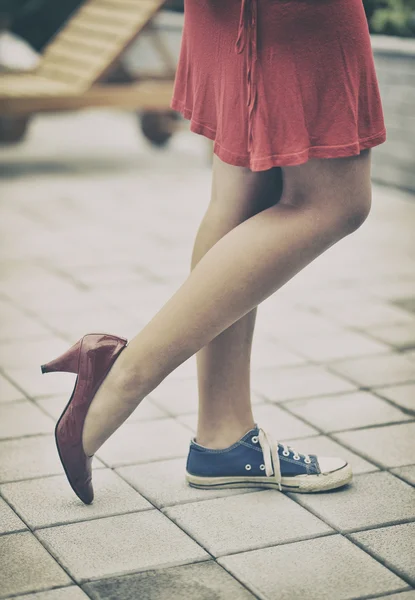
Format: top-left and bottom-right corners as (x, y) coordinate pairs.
(170, 0), (387, 171)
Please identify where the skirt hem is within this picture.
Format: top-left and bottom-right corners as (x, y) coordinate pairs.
(171, 99), (387, 172)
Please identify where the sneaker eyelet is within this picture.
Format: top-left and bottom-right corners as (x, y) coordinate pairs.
(304, 457), (312, 464)
(282, 450), (290, 457)
(260, 464), (265, 471)
(251, 436), (258, 444)
(293, 454), (300, 460)
(245, 464), (252, 471)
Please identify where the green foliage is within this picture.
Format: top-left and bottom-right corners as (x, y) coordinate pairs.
(364, 0), (415, 37)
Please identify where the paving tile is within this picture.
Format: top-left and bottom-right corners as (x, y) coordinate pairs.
(0, 313), (52, 342)
(406, 350), (415, 362)
(15, 588), (89, 600)
(83, 561), (255, 600)
(7, 286), (102, 314)
(34, 395), (78, 420)
(0, 401), (54, 439)
(68, 265), (144, 288)
(116, 458), (259, 509)
(0, 531), (71, 598)
(393, 297), (415, 315)
(0, 337), (69, 369)
(284, 330), (389, 362)
(4, 366), (77, 399)
(329, 354), (415, 388)
(164, 490), (332, 556)
(391, 465), (415, 486)
(285, 391), (411, 433)
(150, 372), (263, 416)
(295, 289), (375, 311)
(0, 373), (26, 403)
(368, 323), (415, 350)
(149, 378), (199, 416)
(351, 523), (415, 585)
(317, 299), (414, 329)
(40, 309), (135, 342)
(100, 284), (174, 323)
(124, 398), (168, 423)
(252, 365), (356, 403)
(377, 383), (415, 413)
(0, 435), (105, 483)
(35, 395), (167, 423)
(369, 280), (415, 302)
(177, 403), (318, 441)
(250, 337), (305, 369)
(169, 356), (197, 380)
(334, 422), (415, 468)
(36, 511), (208, 583)
(219, 534), (408, 600)
(279, 435), (379, 475)
(0, 496), (27, 533)
(174, 413), (198, 432)
(375, 592), (415, 600)
(95, 418), (192, 467)
(251, 403), (318, 439)
(259, 308), (345, 339)
(290, 471), (415, 533)
(1, 469), (152, 529)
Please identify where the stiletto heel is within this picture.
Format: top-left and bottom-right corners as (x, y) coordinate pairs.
(40, 333), (128, 505)
(41, 339), (82, 374)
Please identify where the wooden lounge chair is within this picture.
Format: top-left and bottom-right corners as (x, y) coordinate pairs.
(0, 0), (177, 141)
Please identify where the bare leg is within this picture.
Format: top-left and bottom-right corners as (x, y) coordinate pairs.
(192, 157), (283, 448)
(82, 150), (372, 456)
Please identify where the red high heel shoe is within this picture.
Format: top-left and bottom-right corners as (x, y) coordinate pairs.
(41, 333), (128, 504)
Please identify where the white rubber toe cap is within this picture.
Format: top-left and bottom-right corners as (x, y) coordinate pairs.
(317, 456), (348, 474)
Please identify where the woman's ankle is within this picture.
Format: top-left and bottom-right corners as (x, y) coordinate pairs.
(195, 422), (255, 450)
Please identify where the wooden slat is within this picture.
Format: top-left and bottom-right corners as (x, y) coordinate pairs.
(67, 18), (139, 38)
(64, 26), (128, 46)
(80, 5), (148, 24)
(38, 64), (95, 82)
(0, 75), (71, 97)
(37, 63), (97, 87)
(41, 52), (102, 73)
(42, 44), (115, 72)
(97, 0), (161, 10)
(43, 46), (102, 66)
(0, 80), (174, 114)
(57, 31), (118, 52)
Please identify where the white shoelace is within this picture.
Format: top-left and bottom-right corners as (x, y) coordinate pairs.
(257, 428), (312, 492)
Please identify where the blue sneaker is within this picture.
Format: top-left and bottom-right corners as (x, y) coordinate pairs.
(186, 425), (352, 493)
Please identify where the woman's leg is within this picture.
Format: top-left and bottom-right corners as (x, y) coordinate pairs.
(191, 157), (283, 449)
(82, 149), (372, 456)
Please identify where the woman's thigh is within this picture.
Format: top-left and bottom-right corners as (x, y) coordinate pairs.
(210, 155), (283, 227)
(280, 149), (372, 212)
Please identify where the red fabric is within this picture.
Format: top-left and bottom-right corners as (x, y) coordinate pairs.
(170, 0), (387, 171)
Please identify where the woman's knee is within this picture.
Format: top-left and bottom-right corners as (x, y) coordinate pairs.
(339, 186), (372, 236)
(281, 151), (372, 238)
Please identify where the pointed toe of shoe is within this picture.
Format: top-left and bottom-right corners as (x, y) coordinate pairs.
(55, 428), (95, 505)
(69, 467), (94, 505)
(77, 480), (94, 505)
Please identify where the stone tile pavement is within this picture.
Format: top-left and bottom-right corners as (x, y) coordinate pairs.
(0, 110), (414, 599)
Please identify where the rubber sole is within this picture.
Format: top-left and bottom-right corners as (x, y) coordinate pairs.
(186, 463), (353, 493)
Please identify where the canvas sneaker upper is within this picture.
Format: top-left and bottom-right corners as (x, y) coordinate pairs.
(187, 425), (322, 491)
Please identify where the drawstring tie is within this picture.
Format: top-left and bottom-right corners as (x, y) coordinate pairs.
(235, 0), (258, 154)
